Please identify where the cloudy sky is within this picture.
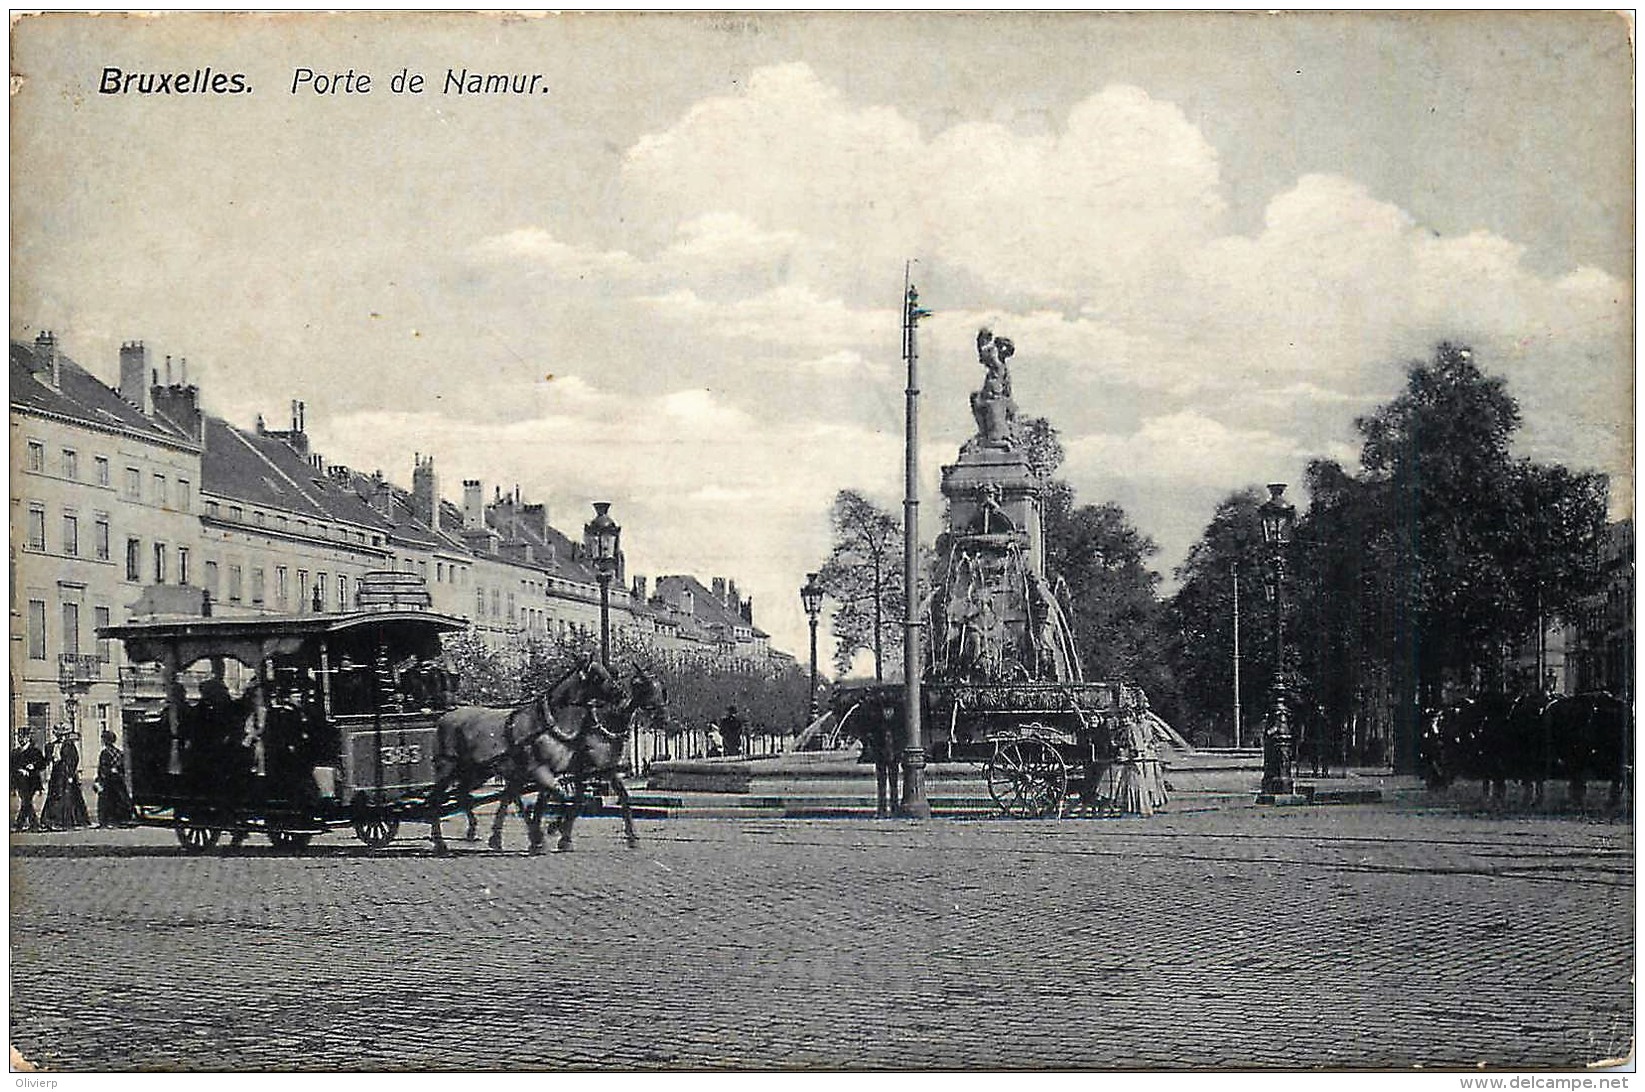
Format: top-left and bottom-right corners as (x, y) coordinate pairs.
(11, 12), (1633, 663)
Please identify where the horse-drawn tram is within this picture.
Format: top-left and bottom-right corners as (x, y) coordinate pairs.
(100, 606), (469, 850)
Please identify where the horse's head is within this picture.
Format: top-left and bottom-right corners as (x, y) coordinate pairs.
(579, 656), (628, 707)
(626, 662), (668, 714)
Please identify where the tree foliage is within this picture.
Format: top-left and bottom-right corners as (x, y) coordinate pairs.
(816, 489), (905, 678)
(440, 627), (813, 736)
(1027, 416), (1174, 702)
(1164, 342), (1612, 767)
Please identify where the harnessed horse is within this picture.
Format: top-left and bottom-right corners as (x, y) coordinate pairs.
(425, 656), (626, 855)
(523, 665), (667, 852)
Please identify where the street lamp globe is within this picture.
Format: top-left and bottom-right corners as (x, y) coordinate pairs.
(1258, 483), (1295, 547)
(800, 572), (824, 620)
(585, 501), (621, 581)
(584, 501), (621, 672)
(800, 572), (825, 736)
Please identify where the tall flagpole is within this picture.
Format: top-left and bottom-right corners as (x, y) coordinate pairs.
(900, 266), (932, 818)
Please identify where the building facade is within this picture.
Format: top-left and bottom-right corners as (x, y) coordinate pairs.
(10, 333), (793, 777)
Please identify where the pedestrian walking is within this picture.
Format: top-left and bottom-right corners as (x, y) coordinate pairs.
(11, 729), (46, 831)
(40, 726), (91, 831)
(718, 706), (744, 757)
(94, 730), (136, 828)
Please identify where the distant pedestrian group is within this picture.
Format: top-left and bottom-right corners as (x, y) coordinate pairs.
(12, 725), (134, 833)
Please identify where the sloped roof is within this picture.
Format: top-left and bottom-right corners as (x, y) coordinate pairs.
(202, 418), (401, 537)
(10, 341), (196, 447)
(654, 574), (768, 639)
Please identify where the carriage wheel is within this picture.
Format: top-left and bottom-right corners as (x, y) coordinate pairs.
(353, 815), (399, 848)
(986, 738), (1069, 818)
(175, 824), (222, 852)
(268, 830), (314, 851)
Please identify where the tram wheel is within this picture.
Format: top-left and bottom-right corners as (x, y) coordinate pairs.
(353, 815), (399, 848)
(268, 830), (314, 850)
(175, 824), (222, 852)
(985, 738), (1069, 818)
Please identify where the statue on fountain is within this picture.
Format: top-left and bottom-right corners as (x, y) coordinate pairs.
(967, 327), (1019, 451)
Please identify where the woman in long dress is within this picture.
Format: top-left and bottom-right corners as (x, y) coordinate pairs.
(94, 730), (135, 827)
(40, 728), (91, 831)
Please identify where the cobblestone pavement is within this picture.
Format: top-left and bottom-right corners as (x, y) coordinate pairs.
(8, 804), (1633, 1072)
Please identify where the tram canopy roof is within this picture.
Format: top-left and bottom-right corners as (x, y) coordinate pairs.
(98, 609), (468, 667)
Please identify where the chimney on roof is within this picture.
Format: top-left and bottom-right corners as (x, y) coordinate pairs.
(150, 377), (203, 443)
(711, 577), (727, 604)
(463, 480), (485, 530)
(119, 341), (150, 412)
(412, 454), (439, 529)
(371, 470), (394, 520)
(522, 502), (549, 542)
(742, 596), (754, 625)
(632, 575), (647, 601)
(180, 358), (188, 385)
(33, 331), (60, 390)
(164, 355), (173, 385)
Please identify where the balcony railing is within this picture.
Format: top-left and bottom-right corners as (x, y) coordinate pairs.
(57, 653), (105, 686)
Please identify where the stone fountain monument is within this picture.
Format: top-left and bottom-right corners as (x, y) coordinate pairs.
(929, 328), (1083, 686)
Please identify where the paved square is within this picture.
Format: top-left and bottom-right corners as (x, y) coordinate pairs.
(8, 804), (1633, 1071)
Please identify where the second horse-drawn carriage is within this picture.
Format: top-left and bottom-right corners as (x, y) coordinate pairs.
(830, 679), (1163, 818)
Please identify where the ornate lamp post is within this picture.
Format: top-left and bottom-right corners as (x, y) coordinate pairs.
(800, 572), (825, 732)
(584, 502), (621, 666)
(1258, 482), (1297, 797)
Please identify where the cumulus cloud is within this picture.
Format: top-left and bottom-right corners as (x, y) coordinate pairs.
(310, 64), (1627, 648)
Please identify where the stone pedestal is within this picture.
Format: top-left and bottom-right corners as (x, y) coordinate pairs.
(939, 447), (1044, 578)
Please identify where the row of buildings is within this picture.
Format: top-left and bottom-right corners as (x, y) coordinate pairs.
(10, 332), (793, 771)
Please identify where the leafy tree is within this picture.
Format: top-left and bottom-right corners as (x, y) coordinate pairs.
(1026, 416), (1176, 704)
(441, 626), (813, 740)
(1163, 489), (1271, 745)
(816, 489), (905, 679)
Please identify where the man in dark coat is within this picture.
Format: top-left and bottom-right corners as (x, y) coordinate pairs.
(718, 706), (744, 757)
(11, 729), (46, 831)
